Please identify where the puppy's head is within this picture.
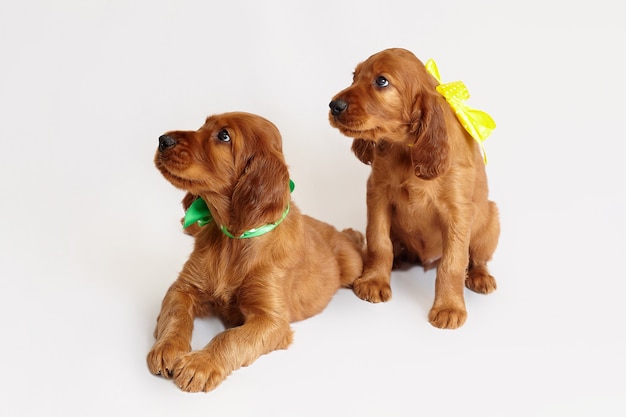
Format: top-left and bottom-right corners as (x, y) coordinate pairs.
(329, 48), (449, 179)
(155, 112), (290, 234)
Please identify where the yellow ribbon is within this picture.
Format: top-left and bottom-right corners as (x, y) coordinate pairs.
(425, 59), (495, 164)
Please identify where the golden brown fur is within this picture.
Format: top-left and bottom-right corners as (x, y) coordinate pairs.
(148, 112), (365, 392)
(329, 48), (499, 329)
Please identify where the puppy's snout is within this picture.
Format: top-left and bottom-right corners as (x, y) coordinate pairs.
(158, 134), (177, 151)
(329, 99), (348, 116)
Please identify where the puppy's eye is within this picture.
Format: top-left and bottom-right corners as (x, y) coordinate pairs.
(375, 76), (389, 87)
(217, 129), (231, 142)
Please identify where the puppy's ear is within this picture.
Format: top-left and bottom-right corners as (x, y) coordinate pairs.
(180, 192), (201, 236)
(230, 147), (290, 236)
(409, 93), (450, 179)
(351, 139), (375, 165)
(181, 192), (198, 211)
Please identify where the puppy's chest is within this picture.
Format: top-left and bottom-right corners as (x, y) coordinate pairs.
(374, 165), (441, 232)
(386, 181), (443, 262)
(388, 182), (437, 220)
(193, 240), (250, 299)
(379, 168), (435, 207)
(371, 154), (436, 210)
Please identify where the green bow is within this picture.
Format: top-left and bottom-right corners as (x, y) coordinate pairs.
(182, 179), (295, 239)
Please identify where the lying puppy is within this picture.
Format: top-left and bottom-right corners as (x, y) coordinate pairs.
(148, 112), (365, 392)
(329, 48), (500, 329)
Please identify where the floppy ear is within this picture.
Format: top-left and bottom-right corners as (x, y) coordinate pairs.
(409, 92), (450, 179)
(351, 139), (375, 165)
(181, 192), (198, 211)
(180, 192), (201, 236)
(229, 145), (290, 237)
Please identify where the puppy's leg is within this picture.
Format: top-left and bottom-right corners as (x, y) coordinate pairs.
(428, 209), (472, 329)
(466, 201), (499, 294)
(147, 281), (196, 378)
(354, 185), (393, 303)
(171, 284), (293, 393)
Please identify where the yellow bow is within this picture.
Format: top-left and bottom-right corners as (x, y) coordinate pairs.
(425, 58), (495, 164)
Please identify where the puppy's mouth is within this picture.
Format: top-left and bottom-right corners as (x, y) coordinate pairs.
(329, 114), (377, 139)
(155, 156), (200, 191)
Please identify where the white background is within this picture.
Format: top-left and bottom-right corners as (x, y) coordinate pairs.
(1, 0), (624, 416)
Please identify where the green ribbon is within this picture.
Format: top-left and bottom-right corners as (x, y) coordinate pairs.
(183, 179), (295, 239)
(183, 198), (213, 228)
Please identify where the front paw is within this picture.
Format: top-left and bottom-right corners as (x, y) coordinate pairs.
(353, 270), (392, 303)
(172, 351), (228, 393)
(147, 339), (191, 378)
(428, 305), (467, 329)
(466, 265), (497, 294)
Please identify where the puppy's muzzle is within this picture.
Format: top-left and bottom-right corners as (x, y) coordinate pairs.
(158, 134), (177, 152)
(329, 99), (348, 116)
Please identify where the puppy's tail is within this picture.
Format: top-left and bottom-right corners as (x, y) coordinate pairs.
(340, 228), (367, 259)
(337, 228), (367, 288)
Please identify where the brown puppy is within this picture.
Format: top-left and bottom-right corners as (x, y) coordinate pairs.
(329, 48), (499, 329)
(148, 112), (365, 392)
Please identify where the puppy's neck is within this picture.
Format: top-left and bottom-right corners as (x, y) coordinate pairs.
(192, 180), (294, 239)
(198, 193), (231, 229)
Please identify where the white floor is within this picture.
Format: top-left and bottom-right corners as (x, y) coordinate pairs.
(1, 1), (624, 416)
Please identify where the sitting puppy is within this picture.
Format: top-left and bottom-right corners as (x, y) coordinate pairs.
(148, 112), (365, 392)
(328, 48), (500, 329)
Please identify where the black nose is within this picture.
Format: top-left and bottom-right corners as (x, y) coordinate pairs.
(158, 134), (176, 151)
(329, 99), (348, 116)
